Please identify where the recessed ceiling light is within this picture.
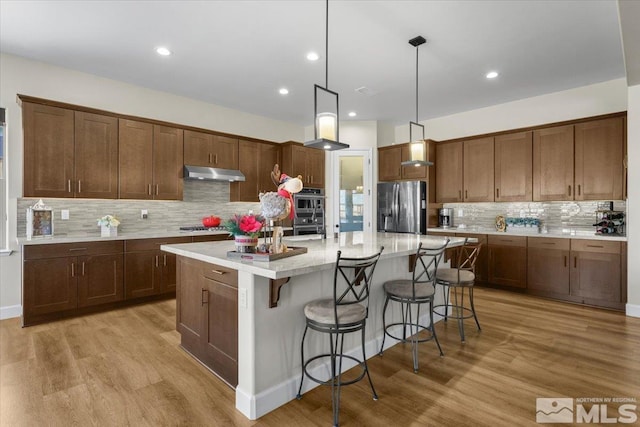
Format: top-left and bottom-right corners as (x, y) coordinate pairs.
(348, 111), (357, 117)
(156, 47), (172, 56)
(306, 52), (319, 61)
(279, 88), (289, 95)
(486, 71), (499, 79)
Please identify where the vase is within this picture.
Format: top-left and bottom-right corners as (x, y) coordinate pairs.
(234, 235), (258, 253)
(101, 225), (117, 237)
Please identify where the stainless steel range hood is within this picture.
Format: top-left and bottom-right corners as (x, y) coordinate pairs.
(183, 165), (246, 182)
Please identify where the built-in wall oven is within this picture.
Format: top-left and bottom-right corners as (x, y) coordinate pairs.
(293, 188), (325, 235)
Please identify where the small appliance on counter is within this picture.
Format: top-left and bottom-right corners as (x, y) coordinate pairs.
(438, 208), (453, 228)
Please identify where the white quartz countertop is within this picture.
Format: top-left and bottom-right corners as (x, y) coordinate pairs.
(161, 232), (467, 280)
(16, 227), (294, 246)
(426, 227), (627, 242)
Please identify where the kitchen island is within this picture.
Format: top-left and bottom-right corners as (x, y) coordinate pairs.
(161, 232), (467, 420)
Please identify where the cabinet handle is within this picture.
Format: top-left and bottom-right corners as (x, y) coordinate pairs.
(574, 256), (577, 268)
(214, 154), (218, 164)
(210, 269), (226, 275)
(163, 254), (167, 266)
(201, 288), (208, 306)
(465, 190), (468, 199)
(564, 255), (567, 268)
(69, 247), (88, 251)
(496, 188), (499, 199)
(568, 185), (572, 196)
(155, 255), (159, 267)
(458, 190), (462, 199)
(68, 180), (72, 193)
(148, 184), (152, 196)
(541, 242), (555, 245)
(209, 153), (212, 164)
(155, 184), (159, 195)
(578, 184), (581, 196)
(82, 262), (85, 276)
(310, 175), (313, 183)
(71, 263), (75, 277)
(78, 180), (81, 193)
(586, 244), (603, 248)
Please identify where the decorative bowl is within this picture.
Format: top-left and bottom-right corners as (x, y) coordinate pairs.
(202, 216), (221, 227)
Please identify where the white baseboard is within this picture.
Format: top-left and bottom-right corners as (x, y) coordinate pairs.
(0, 305), (22, 320)
(626, 303), (640, 318)
(237, 312), (445, 420)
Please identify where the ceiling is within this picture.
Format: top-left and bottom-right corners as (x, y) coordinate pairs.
(0, 1), (630, 127)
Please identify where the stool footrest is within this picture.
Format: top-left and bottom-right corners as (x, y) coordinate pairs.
(383, 322), (437, 344)
(302, 353), (367, 387)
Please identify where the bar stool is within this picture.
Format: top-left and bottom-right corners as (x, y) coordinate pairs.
(296, 247), (384, 427)
(433, 239), (482, 342)
(378, 239), (448, 372)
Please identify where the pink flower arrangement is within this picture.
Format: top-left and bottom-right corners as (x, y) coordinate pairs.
(223, 213), (265, 238)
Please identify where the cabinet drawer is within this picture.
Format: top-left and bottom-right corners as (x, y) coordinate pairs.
(571, 239), (620, 254)
(527, 237), (570, 251)
(455, 233), (488, 244)
(488, 235), (527, 247)
(200, 262), (238, 287)
(24, 241), (123, 260)
(126, 237), (192, 252)
(191, 234), (231, 243)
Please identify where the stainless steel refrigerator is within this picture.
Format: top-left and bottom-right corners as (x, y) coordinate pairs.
(377, 181), (427, 234)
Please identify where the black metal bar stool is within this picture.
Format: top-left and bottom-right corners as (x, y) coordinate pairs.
(433, 239), (482, 342)
(378, 240), (448, 372)
(296, 247), (384, 427)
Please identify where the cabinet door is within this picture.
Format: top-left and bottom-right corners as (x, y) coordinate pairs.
(184, 130), (213, 167)
(160, 252), (178, 294)
(533, 125), (574, 201)
(77, 253), (124, 307)
(570, 240), (621, 303)
(435, 141), (463, 203)
(124, 251), (161, 299)
(119, 119), (154, 199)
(574, 117), (624, 200)
(22, 102), (75, 198)
(305, 147), (324, 188)
(401, 144), (427, 180)
(203, 276), (238, 387)
(24, 257), (77, 317)
(290, 144), (309, 182)
(378, 146), (402, 182)
(488, 236), (527, 288)
(495, 131), (532, 202)
(258, 142), (281, 194)
(213, 135), (239, 170)
(232, 140), (259, 202)
(74, 111), (119, 199)
(463, 137), (494, 202)
(527, 238), (569, 295)
(153, 125), (184, 200)
(176, 257), (206, 355)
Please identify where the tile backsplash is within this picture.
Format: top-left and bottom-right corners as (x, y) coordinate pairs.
(17, 181), (261, 237)
(442, 200), (626, 234)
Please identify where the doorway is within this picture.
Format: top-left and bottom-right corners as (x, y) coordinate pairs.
(331, 149), (372, 233)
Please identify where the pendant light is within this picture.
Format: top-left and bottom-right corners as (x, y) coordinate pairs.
(401, 35), (433, 167)
(304, 0), (349, 151)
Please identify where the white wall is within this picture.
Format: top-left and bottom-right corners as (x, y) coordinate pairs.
(626, 84), (640, 316)
(392, 78), (628, 143)
(0, 53), (304, 318)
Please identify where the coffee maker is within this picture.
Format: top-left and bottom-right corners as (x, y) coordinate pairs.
(438, 208), (453, 228)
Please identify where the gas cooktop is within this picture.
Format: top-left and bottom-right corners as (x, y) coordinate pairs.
(179, 225), (227, 232)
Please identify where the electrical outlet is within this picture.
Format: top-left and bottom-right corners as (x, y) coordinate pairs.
(239, 288), (248, 308)
(141, 209), (148, 219)
(61, 210), (70, 220)
(457, 209), (464, 217)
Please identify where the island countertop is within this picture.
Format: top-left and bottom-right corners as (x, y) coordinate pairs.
(161, 232), (468, 280)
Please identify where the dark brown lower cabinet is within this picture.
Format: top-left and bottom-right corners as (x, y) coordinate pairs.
(488, 235), (527, 288)
(23, 241), (123, 325)
(124, 237), (191, 299)
(570, 239), (622, 309)
(177, 256), (238, 388)
(527, 237), (570, 296)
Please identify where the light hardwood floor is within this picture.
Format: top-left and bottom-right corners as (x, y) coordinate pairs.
(1, 288), (639, 426)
